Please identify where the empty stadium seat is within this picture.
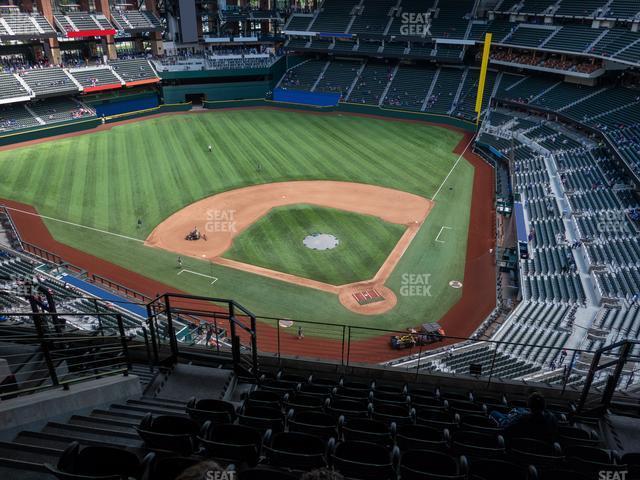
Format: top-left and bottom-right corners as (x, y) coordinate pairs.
(263, 431), (329, 470)
(137, 414), (199, 454)
(331, 440), (399, 480)
(45, 441), (148, 480)
(186, 397), (237, 425)
(400, 449), (468, 480)
(287, 410), (339, 440)
(199, 422), (263, 466)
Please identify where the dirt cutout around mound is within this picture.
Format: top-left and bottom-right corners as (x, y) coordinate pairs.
(145, 181), (433, 315)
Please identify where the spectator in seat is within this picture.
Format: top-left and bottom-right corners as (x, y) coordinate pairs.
(490, 391), (559, 442)
(301, 469), (344, 480)
(177, 461), (227, 480)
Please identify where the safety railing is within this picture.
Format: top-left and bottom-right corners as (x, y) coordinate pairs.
(0, 311), (144, 400)
(146, 293), (258, 378)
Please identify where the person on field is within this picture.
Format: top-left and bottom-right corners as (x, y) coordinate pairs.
(297, 326), (304, 340)
(208, 144), (212, 153)
(177, 256), (183, 269)
(137, 218), (142, 229)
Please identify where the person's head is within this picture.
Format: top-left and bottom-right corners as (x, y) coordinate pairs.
(176, 461), (225, 480)
(300, 468), (344, 480)
(527, 391), (546, 414)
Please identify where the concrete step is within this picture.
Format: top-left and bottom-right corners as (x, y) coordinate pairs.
(0, 441), (61, 470)
(68, 415), (138, 432)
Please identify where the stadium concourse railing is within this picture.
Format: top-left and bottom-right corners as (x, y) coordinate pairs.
(145, 300), (640, 410)
(202, 98), (479, 133)
(0, 311), (147, 400)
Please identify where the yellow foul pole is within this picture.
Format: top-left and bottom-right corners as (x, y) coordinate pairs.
(475, 32), (493, 126)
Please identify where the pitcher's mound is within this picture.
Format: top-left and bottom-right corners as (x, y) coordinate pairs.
(303, 233), (339, 250)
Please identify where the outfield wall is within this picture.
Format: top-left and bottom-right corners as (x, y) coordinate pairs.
(0, 102), (192, 147)
(273, 89), (341, 107)
(162, 81), (270, 104)
(202, 98), (478, 132)
(0, 117), (102, 147)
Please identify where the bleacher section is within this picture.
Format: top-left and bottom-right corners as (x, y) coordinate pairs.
(110, 10), (163, 32)
(54, 11), (116, 37)
(314, 60), (361, 98)
(0, 104), (40, 131)
(29, 97), (94, 125)
(284, 0), (640, 67)
(310, 0), (359, 34)
(0, 12), (56, 38)
(347, 62), (392, 105)
(279, 60), (327, 91)
(429, 0), (475, 39)
(423, 68), (465, 114)
(383, 64), (437, 111)
(503, 25), (556, 48)
(109, 59), (159, 85)
(68, 67), (123, 92)
(19, 67), (79, 97)
(0, 72), (31, 103)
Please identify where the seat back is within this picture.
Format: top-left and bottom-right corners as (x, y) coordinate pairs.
(397, 424), (448, 452)
(46, 442), (141, 480)
(400, 449), (465, 480)
(470, 459), (534, 480)
(342, 418), (394, 446)
(288, 410), (338, 440)
(186, 398), (236, 425)
(140, 456), (200, 480)
(264, 432), (327, 470)
(199, 423), (262, 466)
(238, 405), (284, 433)
(332, 441), (396, 480)
(137, 414), (199, 454)
(452, 431), (505, 459)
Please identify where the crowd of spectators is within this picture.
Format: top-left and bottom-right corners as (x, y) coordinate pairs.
(489, 49), (602, 73)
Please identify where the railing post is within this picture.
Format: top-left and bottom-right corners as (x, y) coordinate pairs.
(116, 314), (132, 373)
(142, 327), (153, 372)
(578, 348), (603, 412)
(276, 318), (281, 362)
(95, 299), (104, 335)
(33, 312), (60, 387)
(164, 295), (179, 363)
(341, 325), (346, 366)
(250, 314), (259, 376)
(346, 327), (352, 367)
(487, 344), (498, 386)
(213, 314), (220, 354)
(415, 346), (423, 380)
(602, 341), (632, 410)
(145, 304), (159, 364)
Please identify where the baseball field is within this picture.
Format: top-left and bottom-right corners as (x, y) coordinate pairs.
(0, 108), (481, 340)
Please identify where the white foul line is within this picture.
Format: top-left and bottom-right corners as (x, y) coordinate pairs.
(435, 226), (452, 243)
(2, 205), (144, 243)
(178, 269), (218, 285)
(431, 134), (476, 201)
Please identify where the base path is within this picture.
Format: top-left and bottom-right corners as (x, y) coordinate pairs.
(145, 181), (433, 314)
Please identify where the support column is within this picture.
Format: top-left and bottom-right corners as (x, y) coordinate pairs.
(102, 36), (117, 60)
(145, 0), (164, 56)
(36, 0), (61, 65)
(96, 0), (117, 59)
(260, 0), (270, 35)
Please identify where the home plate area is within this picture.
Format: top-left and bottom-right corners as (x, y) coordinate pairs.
(352, 288), (385, 305)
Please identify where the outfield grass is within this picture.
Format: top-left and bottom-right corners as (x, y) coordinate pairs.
(0, 110), (474, 338)
(223, 205), (406, 285)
